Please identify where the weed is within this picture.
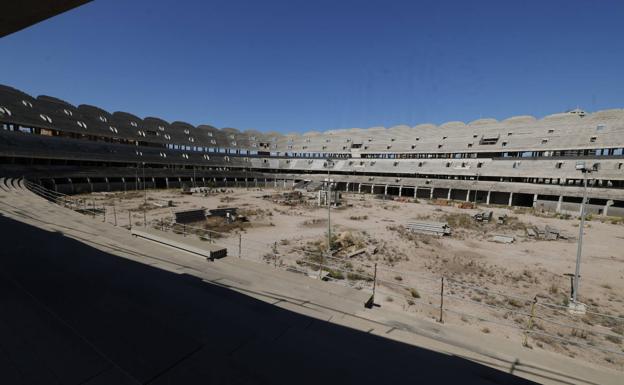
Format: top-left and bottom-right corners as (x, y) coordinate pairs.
(408, 288), (420, 299)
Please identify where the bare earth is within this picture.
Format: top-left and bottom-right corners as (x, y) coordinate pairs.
(77, 186), (624, 370)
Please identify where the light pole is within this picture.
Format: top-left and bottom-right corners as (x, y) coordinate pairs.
(571, 161), (594, 310)
(325, 159), (333, 255)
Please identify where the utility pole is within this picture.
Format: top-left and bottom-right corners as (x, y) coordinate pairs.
(573, 169), (588, 303)
(570, 161), (593, 313)
(326, 159), (332, 256)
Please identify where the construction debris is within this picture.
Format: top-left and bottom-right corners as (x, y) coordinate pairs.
(545, 225), (561, 240)
(527, 225), (568, 240)
(490, 234), (515, 244)
(473, 211), (493, 223)
(174, 208), (206, 224)
(405, 221), (451, 236)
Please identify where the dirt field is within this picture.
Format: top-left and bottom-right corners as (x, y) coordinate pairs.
(77, 186), (624, 370)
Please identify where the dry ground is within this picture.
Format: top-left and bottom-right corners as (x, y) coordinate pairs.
(77, 186), (624, 370)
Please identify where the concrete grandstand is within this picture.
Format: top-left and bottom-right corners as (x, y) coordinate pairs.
(1, 84), (623, 216)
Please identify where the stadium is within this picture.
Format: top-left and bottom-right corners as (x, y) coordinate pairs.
(2, 83), (623, 216)
(2, 2), (624, 385)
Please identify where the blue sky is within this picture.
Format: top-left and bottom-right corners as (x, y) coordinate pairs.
(2, 0), (623, 133)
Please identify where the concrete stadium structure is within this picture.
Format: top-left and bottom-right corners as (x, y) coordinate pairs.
(1, 84), (623, 216)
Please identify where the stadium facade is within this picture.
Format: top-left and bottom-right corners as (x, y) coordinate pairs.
(1, 84), (623, 216)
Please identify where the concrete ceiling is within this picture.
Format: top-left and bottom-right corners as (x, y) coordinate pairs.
(1, 0), (91, 38)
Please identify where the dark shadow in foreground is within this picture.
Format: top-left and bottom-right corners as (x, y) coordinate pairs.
(0, 215), (534, 384)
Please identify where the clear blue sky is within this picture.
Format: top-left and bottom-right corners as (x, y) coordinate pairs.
(2, 0), (623, 133)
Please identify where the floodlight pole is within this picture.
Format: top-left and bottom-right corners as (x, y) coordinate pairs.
(326, 160), (332, 256)
(572, 170), (589, 303)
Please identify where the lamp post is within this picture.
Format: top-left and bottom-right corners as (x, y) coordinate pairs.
(325, 159), (333, 255)
(570, 161), (594, 311)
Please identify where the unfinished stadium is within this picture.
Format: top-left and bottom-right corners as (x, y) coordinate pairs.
(2, 82), (624, 385)
(1, 84), (623, 217)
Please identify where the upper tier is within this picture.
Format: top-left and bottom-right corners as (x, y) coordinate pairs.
(1, 84), (623, 154)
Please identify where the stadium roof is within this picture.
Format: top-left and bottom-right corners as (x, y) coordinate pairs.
(1, 0), (91, 37)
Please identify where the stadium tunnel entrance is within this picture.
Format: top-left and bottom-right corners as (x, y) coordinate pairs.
(511, 192), (533, 207)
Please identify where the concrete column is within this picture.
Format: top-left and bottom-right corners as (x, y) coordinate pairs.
(202, 177), (206, 187)
(556, 196), (563, 213)
(346, 182), (350, 192)
(283, 179), (287, 188)
(121, 177), (126, 192)
(532, 193), (538, 208)
(508, 192), (513, 207)
(384, 185), (388, 197)
(466, 190), (470, 202)
(358, 183), (362, 194)
(255, 178), (258, 187)
(413, 187), (418, 199)
(371, 184), (374, 194)
(398, 185), (402, 197)
(447, 189), (452, 200)
(486, 190), (491, 205)
(151, 177), (155, 189)
(604, 200), (613, 216)
(264, 178), (267, 187)
(318, 191), (322, 206)
(105, 177), (110, 192)
(429, 188), (434, 200)
(273, 179), (277, 188)
(87, 177), (93, 193)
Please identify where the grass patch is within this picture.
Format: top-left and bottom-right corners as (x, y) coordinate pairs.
(408, 288), (421, 299)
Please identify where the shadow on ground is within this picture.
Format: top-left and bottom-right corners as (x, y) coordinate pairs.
(0, 214), (534, 384)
